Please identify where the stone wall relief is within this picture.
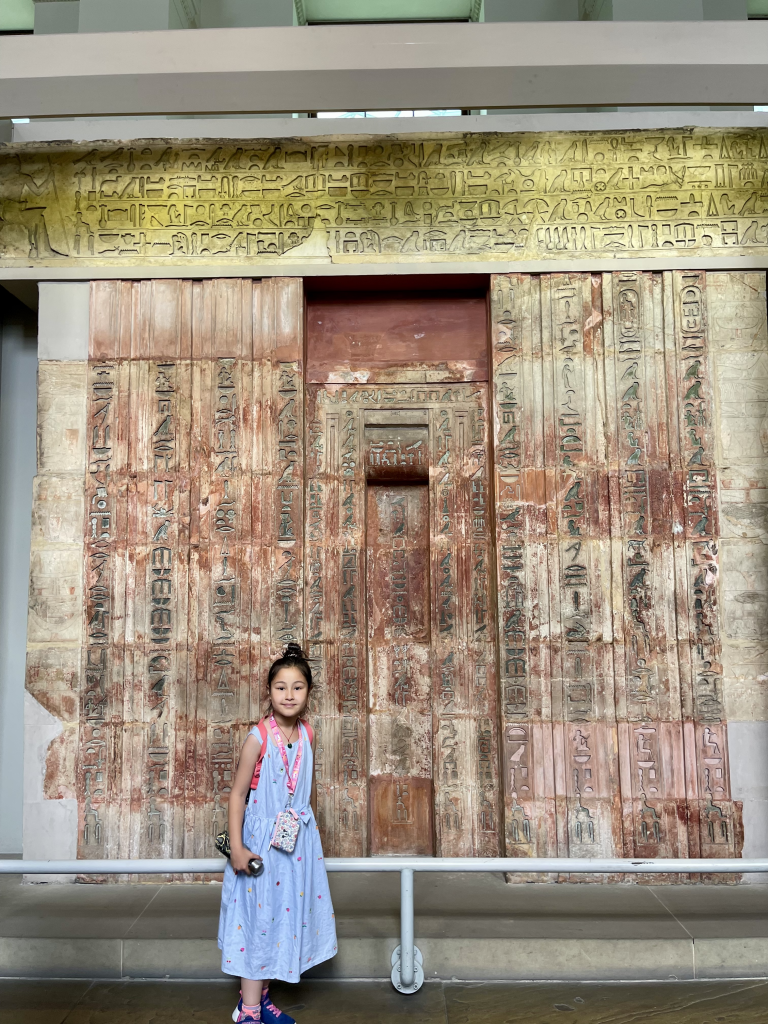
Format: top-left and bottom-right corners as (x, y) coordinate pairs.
(5, 132), (768, 266)
(26, 271), (755, 873)
(490, 269), (745, 869)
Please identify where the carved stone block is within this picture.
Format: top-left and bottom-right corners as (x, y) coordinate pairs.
(27, 548), (83, 644)
(29, 269), (763, 875)
(37, 362), (87, 475)
(30, 475), (85, 547)
(5, 133), (768, 268)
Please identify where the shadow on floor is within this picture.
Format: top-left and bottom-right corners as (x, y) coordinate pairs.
(1, 978), (767, 1024)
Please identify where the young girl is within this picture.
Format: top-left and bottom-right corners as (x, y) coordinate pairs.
(218, 643), (337, 1023)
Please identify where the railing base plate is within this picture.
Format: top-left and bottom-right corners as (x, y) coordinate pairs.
(391, 944), (424, 993)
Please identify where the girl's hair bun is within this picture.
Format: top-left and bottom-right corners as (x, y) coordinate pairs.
(283, 641), (305, 659)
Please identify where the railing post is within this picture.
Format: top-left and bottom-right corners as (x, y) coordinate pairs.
(390, 866), (423, 993)
(400, 867), (414, 987)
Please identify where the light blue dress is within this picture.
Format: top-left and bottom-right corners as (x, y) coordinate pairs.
(218, 722), (337, 982)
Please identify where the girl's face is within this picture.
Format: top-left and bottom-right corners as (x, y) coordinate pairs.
(270, 667), (309, 720)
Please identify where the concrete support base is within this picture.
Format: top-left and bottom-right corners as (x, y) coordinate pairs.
(2, 934), (768, 982)
(2, 874), (766, 982)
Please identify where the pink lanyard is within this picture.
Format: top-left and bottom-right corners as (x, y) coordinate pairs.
(268, 716), (303, 797)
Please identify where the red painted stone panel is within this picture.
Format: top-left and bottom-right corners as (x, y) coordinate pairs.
(80, 279), (302, 869)
(370, 776), (434, 857)
(306, 295), (488, 383)
(367, 482), (431, 854)
(305, 382), (500, 858)
(78, 274), (741, 875)
(491, 271), (742, 879)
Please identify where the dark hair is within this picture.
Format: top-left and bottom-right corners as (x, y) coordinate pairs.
(264, 643), (313, 715)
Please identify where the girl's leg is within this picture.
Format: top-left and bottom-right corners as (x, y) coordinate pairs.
(241, 978), (263, 1006)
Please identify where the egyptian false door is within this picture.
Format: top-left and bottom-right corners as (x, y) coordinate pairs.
(304, 290), (502, 858)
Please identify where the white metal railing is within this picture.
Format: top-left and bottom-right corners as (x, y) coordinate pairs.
(3, 857), (766, 993)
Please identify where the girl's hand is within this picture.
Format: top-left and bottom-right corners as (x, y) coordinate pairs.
(231, 845), (262, 874)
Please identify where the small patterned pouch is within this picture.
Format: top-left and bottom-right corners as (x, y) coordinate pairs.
(268, 715), (305, 854)
(271, 803), (300, 854)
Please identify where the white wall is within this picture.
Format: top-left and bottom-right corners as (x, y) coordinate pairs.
(0, 290), (38, 854)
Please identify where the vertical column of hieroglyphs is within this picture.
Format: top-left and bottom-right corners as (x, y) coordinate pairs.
(83, 282), (196, 863)
(707, 272), (768, 751)
(430, 385), (499, 857)
(490, 274), (556, 860)
(254, 278), (307, 782)
(26, 355), (87, 850)
(135, 282), (192, 861)
(603, 273), (688, 859)
(189, 281), (253, 853)
(463, 386), (502, 857)
(337, 399), (366, 856)
(304, 384), (337, 852)
(542, 274), (621, 861)
(254, 278), (304, 653)
(304, 387), (367, 857)
(430, 399), (466, 855)
(667, 272), (741, 858)
(80, 282), (129, 858)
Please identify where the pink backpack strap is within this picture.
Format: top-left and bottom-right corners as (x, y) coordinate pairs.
(249, 719), (269, 790)
(301, 719), (314, 745)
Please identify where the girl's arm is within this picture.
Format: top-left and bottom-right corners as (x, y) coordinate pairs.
(310, 730), (317, 817)
(228, 732), (262, 873)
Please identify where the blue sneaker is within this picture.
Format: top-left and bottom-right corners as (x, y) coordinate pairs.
(261, 988), (296, 1024)
(232, 995), (261, 1022)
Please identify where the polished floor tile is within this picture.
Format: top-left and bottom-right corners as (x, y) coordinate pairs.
(270, 980), (449, 1023)
(0, 979), (92, 1024)
(58, 979), (241, 1024)
(443, 980), (768, 1023)
(4, 979), (768, 1024)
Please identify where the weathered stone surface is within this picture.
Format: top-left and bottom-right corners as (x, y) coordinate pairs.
(490, 269), (744, 868)
(306, 382), (499, 858)
(708, 272), (768, 727)
(27, 548), (83, 644)
(28, 270), (767, 873)
(36, 362), (87, 475)
(25, 646), (80, 725)
(721, 540), (768, 641)
(30, 475), (85, 547)
(4, 132), (768, 268)
(24, 360), (88, 867)
(70, 278), (304, 862)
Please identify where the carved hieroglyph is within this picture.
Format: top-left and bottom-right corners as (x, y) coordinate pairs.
(77, 278), (303, 860)
(4, 131), (768, 266)
(27, 272), (761, 872)
(491, 270), (747, 867)
(306, 386), (498, 857)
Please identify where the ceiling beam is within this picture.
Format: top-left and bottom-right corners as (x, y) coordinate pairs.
(1, 20), (767, 118)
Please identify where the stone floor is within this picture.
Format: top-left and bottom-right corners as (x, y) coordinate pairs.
(2, 978), (768, 1023)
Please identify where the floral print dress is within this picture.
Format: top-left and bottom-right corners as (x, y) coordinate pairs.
(218, 722), (337, 982)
